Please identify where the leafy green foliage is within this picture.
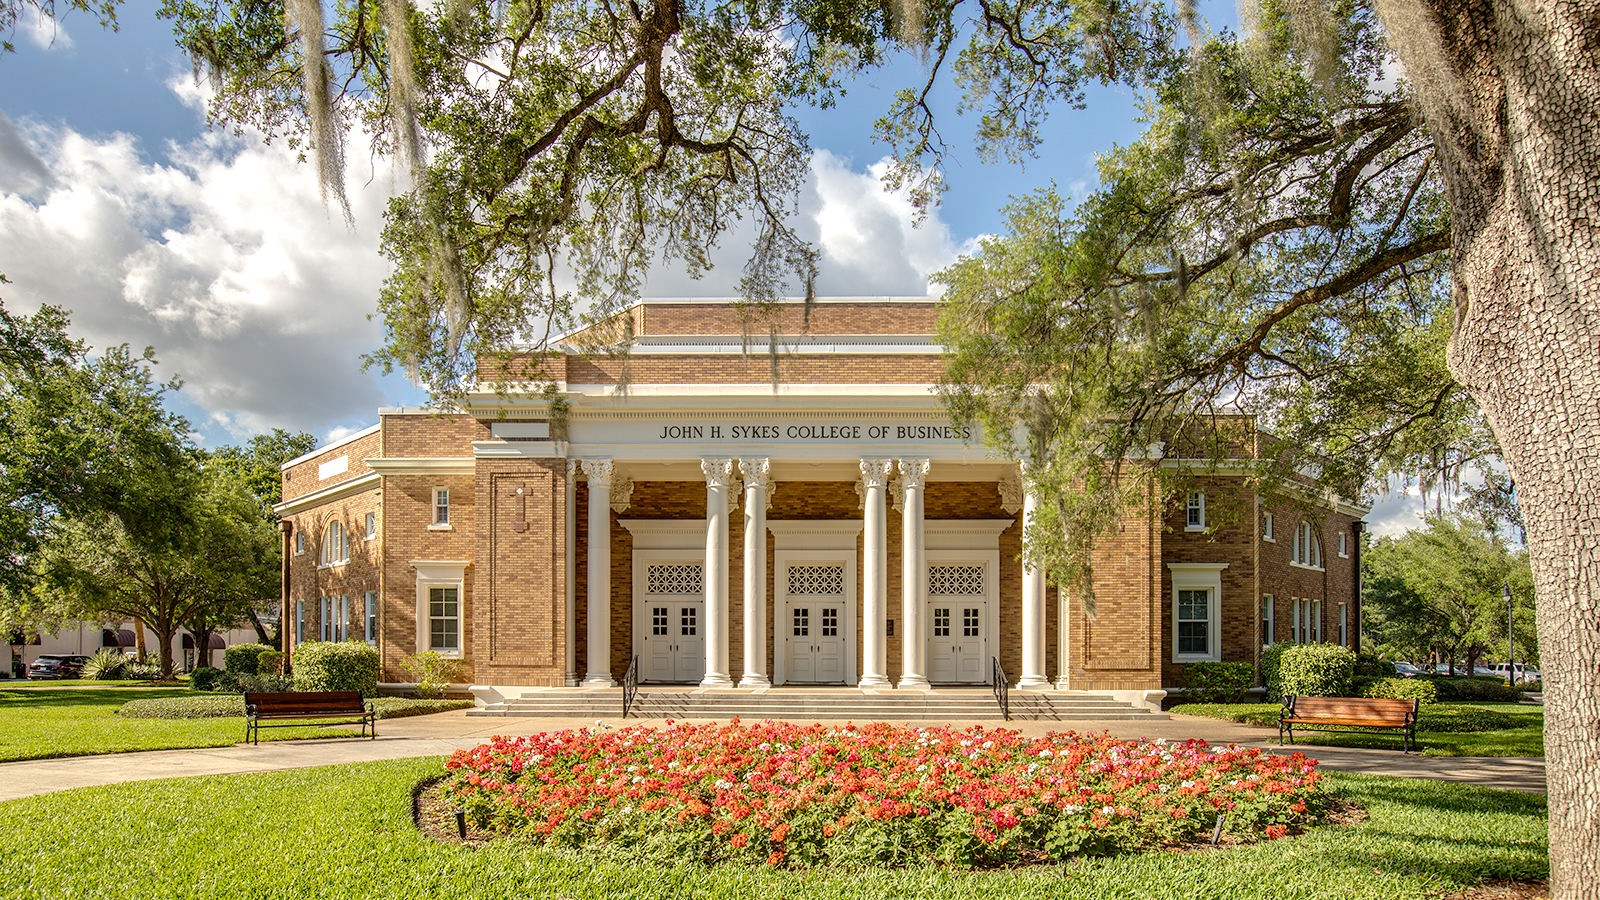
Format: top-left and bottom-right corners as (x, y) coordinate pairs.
(1415, 705), (1519, 734)
(224, 642), (272, 675)
(1353, 653), (1397, 678)
(1363, 513), (1536, 671)
(1175, 701), (1543, 756)
(1260, 643), (1290, 702)
(1277, 644), (1356, 699)
(116, 694), (471, 720)
(402, 651), (461, 698)
(188, 666), (225, 692)
(1414, 675), (1525, 703)
(1361, 677), (1438, 706)
(257, 649), (287, 675)
(78, 648), (130, 681)
(293, 641), (380, 696)
(1179, 660), (1255, 703)
(210, 429), (316, 515)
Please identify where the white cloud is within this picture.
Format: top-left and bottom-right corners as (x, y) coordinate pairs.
(20, 5), (72, 51)
(641, 150), (980, 299)
(0, 112), (398, 445)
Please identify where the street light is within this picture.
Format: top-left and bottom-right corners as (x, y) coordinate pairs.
(1504, 581), (1514, 686)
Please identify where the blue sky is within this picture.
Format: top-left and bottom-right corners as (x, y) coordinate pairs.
(0, 2), (1436, 531)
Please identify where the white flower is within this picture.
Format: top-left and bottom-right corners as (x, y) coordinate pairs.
(1158, 784), (1170, 793)
(1181, 780), (1196, 788)
(1101, 806), (1116, 816)
(1247, 774), (1260, 781)
(1063, 804), (1084, 815)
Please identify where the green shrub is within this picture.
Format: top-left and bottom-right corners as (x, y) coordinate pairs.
(1521, 680), (1543, 692)
(1353, 653), (1397, 678)
(257, 650), (287, 675)
(224, 642), (272, 675)
(117, 696), (246, 719)
(1415, 675), (1525, 702)
(1416, 706), (1521, 733)
(80, 648), (130, 681)
(1362, 677), (1439, 706)
(228, 672), (296, 693)
(123, 657), (163, 680)
(292, 641), (380, 696)
(1259, 643), (1290, 701)
(402, 651), (463, 699)
(1277, 643), (1356, 699)
(1180, 661), (1254, 704)
(189, 667), (226, 692)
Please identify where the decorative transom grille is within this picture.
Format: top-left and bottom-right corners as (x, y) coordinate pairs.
(646, 564), (703, 595)
(928, 565), (984, 596)
(793, 608), (809, 636)
(788, 565), (844, 595)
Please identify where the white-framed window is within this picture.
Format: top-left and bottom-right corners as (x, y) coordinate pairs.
(430, 488), (451, 528)
(1185, 492), (1206, 531)
(413, 561), (468, 656)
(1311, 600), (1322, 643)
(365, 512), (377, 540)
(1263, 511), (1275, 542)
(1168, 563), (1227, 661)
(1338, 602), (1348, 647)
(365, 591), (378, 645)
(1338, 532), (1348, 558)
(1291, 523), (1323, 569)
(295, 599), (305, 645)
(1262, 594), (1275, 646)
(321, 521), (348, 567)
(294, 530), (305, 555)
(1290, 598), (1301, 643)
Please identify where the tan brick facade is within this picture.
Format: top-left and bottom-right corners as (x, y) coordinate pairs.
(277, 300), (1363, 694)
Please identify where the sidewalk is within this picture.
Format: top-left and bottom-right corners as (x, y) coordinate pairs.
(0, 710), (1547, 803)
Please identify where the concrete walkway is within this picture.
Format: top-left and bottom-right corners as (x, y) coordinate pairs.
(0, 710), (1548, 803)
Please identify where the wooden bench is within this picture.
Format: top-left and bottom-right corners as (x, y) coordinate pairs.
(244, 691), (377, 745)
(1279, 696), (1419, 753)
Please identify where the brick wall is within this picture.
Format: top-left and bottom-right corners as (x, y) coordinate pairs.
(472, 457), (567, 686)
(285, 489), (382, 647)
(281, 429), (380, 502)
(382, 412), (485, 457)
(1159, 476), (1259, 686)
(565, 354), (947, 386)
(379, 472), (476, 683)
(1259, 499), (1362, 652)
(1063, 480), (1164, 691)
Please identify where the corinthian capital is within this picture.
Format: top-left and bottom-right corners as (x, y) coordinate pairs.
(580, 459), (614, 484)
(897, 458), (930, 490)
(739, 457), (771, 489)
(859, 458), (894, 489)
(702, 457), (735, 488)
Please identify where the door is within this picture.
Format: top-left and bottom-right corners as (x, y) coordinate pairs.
(784, 564), (847, 684)
(926, 564), (989, 684)
(641, 563), (706, 683)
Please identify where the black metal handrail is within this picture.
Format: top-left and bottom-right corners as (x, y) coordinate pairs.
(622, 655), (639, 718)
(992, 657), (1010, 721)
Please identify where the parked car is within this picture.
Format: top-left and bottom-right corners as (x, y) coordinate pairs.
(26, 654), (90, 680)
(1393, 662), (1425, 677)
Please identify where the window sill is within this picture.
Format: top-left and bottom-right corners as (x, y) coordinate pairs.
(1288, 561), (1326, 572)
(1184, 525), (1208, 533)
(427, 524), (453, 532)
(1263, 536), (1276, 543)
(316, 562), (348, 571)
(1173, 653), (1219, 663)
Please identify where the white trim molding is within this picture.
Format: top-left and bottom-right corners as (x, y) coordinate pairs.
(411, 560), (470, 657)
(366, 458), (476, 476)
(273, 472), (381, 518)
(1168, 563), (1229, 663)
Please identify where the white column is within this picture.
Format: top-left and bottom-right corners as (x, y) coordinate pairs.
(738, 458), (771, 688)
(701, 458), (735, 688)
(859, 459), (894, 688)
(1019, 463), (1050, 688)
(565, 460), (578, 686)
(580, 459), (615, 687)
(898, 458), (931, 690)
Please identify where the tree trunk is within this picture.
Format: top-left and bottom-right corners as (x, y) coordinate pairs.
(247, 607), (273, 646)
(133, 617), (147, 659)
(1403, 0), (1600, 889)
(153, 615), (176, 681)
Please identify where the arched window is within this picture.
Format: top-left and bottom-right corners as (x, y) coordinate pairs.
(321, 521), (348, 566)
(1291, 522), (1323, 569)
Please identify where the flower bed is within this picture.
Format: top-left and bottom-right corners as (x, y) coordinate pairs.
(443, 720), (1328, 868)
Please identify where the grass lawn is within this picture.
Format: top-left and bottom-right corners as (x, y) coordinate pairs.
(1173, 702), (1545, 757)
(0, 758), (1547, 900)
(0, 687), (370, 762)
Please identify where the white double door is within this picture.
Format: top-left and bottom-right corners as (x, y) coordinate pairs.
(639, 559), (707, 684)
(927, 601), (989, 683)
(780, 559), (851, 685)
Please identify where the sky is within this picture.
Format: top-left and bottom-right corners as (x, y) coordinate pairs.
(0, 1), (1438, 534)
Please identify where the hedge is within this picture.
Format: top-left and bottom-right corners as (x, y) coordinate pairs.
(1180, 661), (1254, 704)
(1260, 643), (1290, 701)
(1362, 677), (1439, 706)
(292, 641), (380, 696)
(224, 643), (273, 675)
(1414, 675), (1526, 703)
(1353, 653), (1397, 678)
(189, 667), (226, 692)
(1277, 643), (1356, 699)
(117, 696), (473, 720)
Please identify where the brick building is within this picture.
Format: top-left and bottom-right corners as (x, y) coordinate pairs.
(274, 298), (1365, 708)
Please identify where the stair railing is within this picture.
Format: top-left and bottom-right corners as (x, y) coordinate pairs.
(992, 657), (1010, 721)
(622, 655), (639, 718)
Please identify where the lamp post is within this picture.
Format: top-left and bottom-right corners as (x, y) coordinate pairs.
(1504, 581), (1514, 686)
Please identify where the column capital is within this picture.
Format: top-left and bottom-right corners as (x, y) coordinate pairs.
(702, 457), (736, 488)
(738, 457), (772, 488)
(897, 458), (931, 490)
(566, 459), (579, 480)
(609, 476), (635, 514)
(998, 471), (1024, 515)
(580, 458), (614, 484)
(859, 458), (894, 488)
